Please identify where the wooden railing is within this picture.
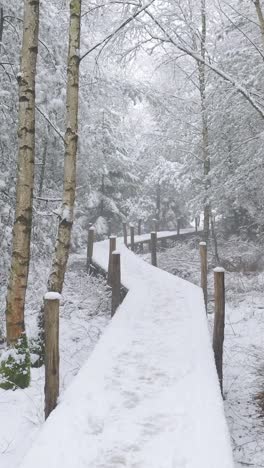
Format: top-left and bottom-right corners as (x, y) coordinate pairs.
(44, 223), (226, 429)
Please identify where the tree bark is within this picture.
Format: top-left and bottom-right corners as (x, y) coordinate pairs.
(47, 0), (81, 293)
(0, 6), (4, 47)
(198, 0), (211, 242)
(5, 0), (40, 345)
(156, 184), (161, 229)
(253, 0), (264, 50)
(100, 174), (105, 216)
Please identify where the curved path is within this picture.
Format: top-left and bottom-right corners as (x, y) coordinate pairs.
(19, 237), (234, 468)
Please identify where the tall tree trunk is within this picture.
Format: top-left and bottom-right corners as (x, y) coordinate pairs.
(198, 0), (210, 242)
(211, 214), (220, 264)
(47, 0), (81, 293)
(5, 0), (40, 345)
(100, 174), (105, 216)
(156, 183), (161, 229)
(0, 6), (4, 48)
(253, 0), (264, 50)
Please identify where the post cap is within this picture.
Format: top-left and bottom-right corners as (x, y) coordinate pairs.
(199, 241), (206, 246)
(214, 267), (225, 273)
(44, 292), (61, 301)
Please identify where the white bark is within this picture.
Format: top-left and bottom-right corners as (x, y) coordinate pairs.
(48, 0), (82, 293)
(6, 0), (40, 345)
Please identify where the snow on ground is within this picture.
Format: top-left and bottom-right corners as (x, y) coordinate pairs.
(0, 257), (110, 468)
(19, 238), (234, 468)
(151, 238), (264, 468)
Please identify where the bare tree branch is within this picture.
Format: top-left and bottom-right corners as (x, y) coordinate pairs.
(144, 10), (264, 120)
(80, 0), (156, 61)
(35, 105), (65, 144)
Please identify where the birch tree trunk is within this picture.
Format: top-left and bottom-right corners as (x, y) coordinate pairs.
(253, 0), (264, 50)
(198, 0), (210, 242)
(5, 0), (39, 346)
(47, 0), (81, 293)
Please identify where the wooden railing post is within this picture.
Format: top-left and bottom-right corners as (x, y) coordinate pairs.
(213, 267), (225, 396)
(123, 222), (127, 246)
(107, 236), (116, 285)
(138, 219), (142, 236)
(111, 251), (121, 317)
(44, 292), (60, 420)
(199, 241), (208, 312)
(195, 216), (198, 232)
(130, 224), (135, 252)
(151, 231), (157, 267)
(152, 218), (158, 232)
(86, 226), (95, 272)
(177, 218), (181, 235)
(108, 220), (112, 238)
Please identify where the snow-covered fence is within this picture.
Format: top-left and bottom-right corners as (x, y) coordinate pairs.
(213, 267), (226, 395)
(127, 226), (202, 250)
(107, 236), (116, 286)
(150, 231), (157, 267)
(86, 226), (95, 272)
(123, 222), (128, 246)
(44, 292), (60, 420)
(111, 251), (121, 317)
(199, 241), (208, 312)
(130, 224), (135, 251)
(138, 219), (142, 235)
(152, 217), (158, 232)
(19, 238), (234, 468)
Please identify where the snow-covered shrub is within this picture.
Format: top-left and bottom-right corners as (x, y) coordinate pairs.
(0, 333), (30, 390)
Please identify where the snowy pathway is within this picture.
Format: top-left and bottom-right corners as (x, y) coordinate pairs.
(19, 239), (234, 468)
(128, 227), (201, 245)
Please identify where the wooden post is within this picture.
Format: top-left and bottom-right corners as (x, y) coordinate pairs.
(107, 236), (116, 286)
(130, 224), (135, 252)
(44, 292), (60, 420)
(108, 220), (112, 238)
(213, 267), (225, 395)
(111, 251), (121, 317)
(195, 217), (198, 233)
(138, 219), (144, 252)
(151, 231), (157, 267)
(123, 222), (127, 246)
(177, 218), (181, 235)
(86, 227), (95, 272)
(138, 219), (142, 236)
(199, 241), (208, 312)
(152, 218), (158, 232)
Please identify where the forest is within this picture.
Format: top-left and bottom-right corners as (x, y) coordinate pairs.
(1, 0), (264, 467)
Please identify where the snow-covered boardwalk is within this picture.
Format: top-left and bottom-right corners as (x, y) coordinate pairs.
(20, 237), (234, 468)
(129, 227), (200, 245)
